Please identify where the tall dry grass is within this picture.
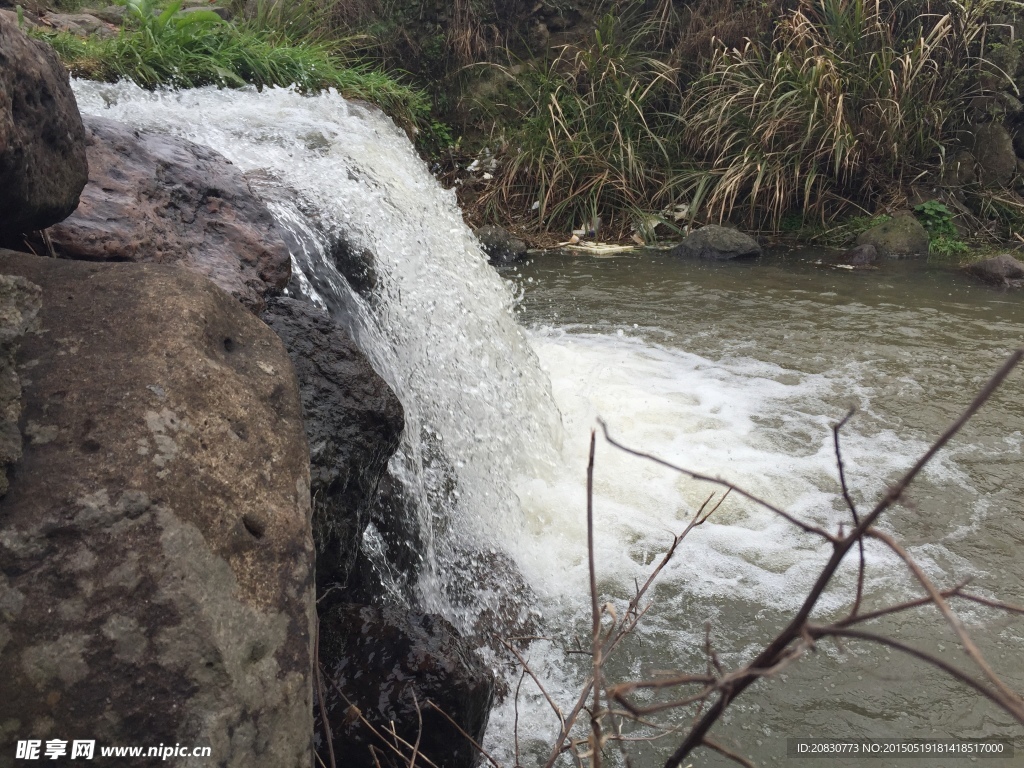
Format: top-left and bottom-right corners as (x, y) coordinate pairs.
(676, 0), (1004, 228)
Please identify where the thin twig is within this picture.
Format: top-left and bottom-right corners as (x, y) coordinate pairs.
(702, 736), (756, 768)
(314, 618), (338, 768)
(807, 625), (1024, 723)
(833, 408), (866, 619)
(865, 528), (1024, 713)
(423, 701), (503, 768)
(587, 430), (604, 768)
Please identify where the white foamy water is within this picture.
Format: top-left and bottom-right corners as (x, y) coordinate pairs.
(70, 82), (1024, 767)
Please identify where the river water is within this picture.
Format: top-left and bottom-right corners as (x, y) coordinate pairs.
(499, 251), (1024, 767)
(69, 83), (1024, 767)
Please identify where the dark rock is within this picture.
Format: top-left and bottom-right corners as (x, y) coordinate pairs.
(476, 224), (528, 265)
(316, 604), (494, 768)
(967, 122), (1017, 187)
(964, 253), (1024, 289)
(40, 11), (117, 38)
(88, 5), (126, 24)
(345, 470), (423, 605)
(260, 297), (403, 605)
(0, 251), (314, 767)
(670, 224), (762, 260)
(837, 243), (878, 267)
(856, 211), (930, 258)
(939, 149), (977, 187)
(44, 116), (291, 313)
(0, 13), (88, 238)
(0, 275), (39, 496)
(331, 237), (379, 296)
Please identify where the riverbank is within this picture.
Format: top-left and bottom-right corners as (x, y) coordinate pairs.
(11, 0), (1024, 258)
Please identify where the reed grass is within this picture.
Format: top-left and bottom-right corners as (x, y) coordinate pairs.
(676, 0), (1003, 229)
(477, 13), (686, 239)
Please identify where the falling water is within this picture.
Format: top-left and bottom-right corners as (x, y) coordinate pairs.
(71, 81), (562, 628)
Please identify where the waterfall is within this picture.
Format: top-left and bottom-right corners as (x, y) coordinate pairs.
(71, 81), (563, 631)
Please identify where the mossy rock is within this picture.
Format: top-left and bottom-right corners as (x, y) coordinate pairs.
(856, 211), (929, 259)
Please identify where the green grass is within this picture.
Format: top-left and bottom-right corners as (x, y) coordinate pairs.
(34, 0), (431, 134)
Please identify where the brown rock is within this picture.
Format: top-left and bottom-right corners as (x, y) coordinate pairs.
(0, 274), (39, 496)
(0, 13), (88, 238)
(45, 116), (291, 313)
(0, 251), (314, 767)
(964, 253), (1024, 289)
(40, 11), (118, 38)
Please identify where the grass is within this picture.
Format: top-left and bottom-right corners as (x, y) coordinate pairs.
(462, 0), (1024, 242)
(676, 0), (1002, 230)
(473, 12), (687, 239)
(33, 0), (432, 134)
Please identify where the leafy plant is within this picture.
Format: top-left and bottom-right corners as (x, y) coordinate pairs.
(914, 200), (958, 237)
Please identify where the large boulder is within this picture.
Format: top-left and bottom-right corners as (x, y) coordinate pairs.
(963, 253), (1024, 289)
(316, 604), (494, 768)
(260, 297), (404, 605)
(967, 122), (1017, 187)
(0, 275), (39, 496)
(669, 224), (762, 260)
(856, 211), (930, 258)
(0, 251), (314, 768)
(43, 116), (291, 313)
(0, 13), (88, 238)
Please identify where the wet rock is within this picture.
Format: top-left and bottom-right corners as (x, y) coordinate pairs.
(43, 116), (291, 313)
(476, 224), (528, 265)
(855, 211), (929, 258)
(331, 237), (379, 296)
(260, 297), (404, 605)
(0, 275), (40, 496)
(836, 243), (878, 267)
(316, 603), (494, 768)
(966, 122), (1017, 187)
(963, 253), (1024, 289)
(40, 11), (117, 38)
(669, 224), (762, 260)
(0, 251), (314, 768)
(0, 13), (88, 238)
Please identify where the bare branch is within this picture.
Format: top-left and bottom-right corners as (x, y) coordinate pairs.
(702, 736), (756, 768)
(865, 528), (1024, 713)
(807, 625), (1024, 724)
(423, 701), (503, 768)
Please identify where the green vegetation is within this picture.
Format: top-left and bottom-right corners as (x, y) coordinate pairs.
(913, 200), (969, 257)
(30, 0), (431, 133)
(24, 0), (1024, 247)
